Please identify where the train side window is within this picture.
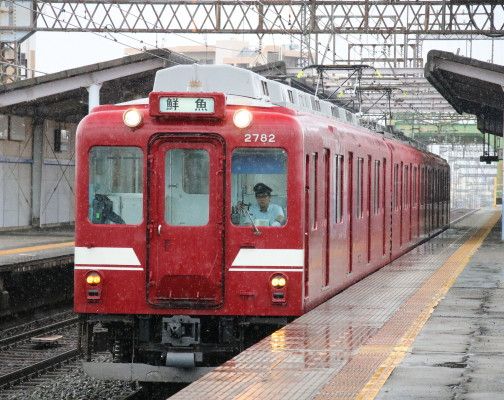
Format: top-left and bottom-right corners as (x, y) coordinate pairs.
(357, 157), (363, 218)
(404, 165), (409, 208)
(231, 148), (287, 227)
(393, 163), (399, 210)
(334, 154), (343, 223)
(413, 166), (417, 206)
(89, 146), (143, 225)
(373, 160), (380, 214)
(311, 153), (318, 229)
(165, 149), (209, 226)
(420, 167), (424, 206)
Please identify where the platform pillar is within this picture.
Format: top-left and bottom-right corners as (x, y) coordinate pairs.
(87, 83), (102, 114)
(31, 118), (44, 227)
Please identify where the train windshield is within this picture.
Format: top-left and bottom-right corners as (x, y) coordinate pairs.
(231, 148), (287, 227)
(89, 147), (143, 225)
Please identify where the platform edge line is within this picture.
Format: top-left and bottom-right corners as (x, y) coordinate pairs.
(0, 241), (75, 256)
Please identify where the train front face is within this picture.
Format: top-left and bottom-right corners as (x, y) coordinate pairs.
(74, 92), (304, 374)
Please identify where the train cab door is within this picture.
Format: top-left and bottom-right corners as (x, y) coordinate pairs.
(147, 136), (225, 308)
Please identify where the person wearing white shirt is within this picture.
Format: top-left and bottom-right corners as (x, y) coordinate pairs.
(241, 183), (285, 227)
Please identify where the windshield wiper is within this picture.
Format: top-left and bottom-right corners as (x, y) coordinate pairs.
(241, 206), (261, 236)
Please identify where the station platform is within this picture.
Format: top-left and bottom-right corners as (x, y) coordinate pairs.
(0, 227), (74, 315)
(0, 227), (74, 272)
(170, 208), (501, 400)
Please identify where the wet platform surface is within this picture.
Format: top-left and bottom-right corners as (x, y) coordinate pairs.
(170, 209), (500, 400)
(377, 212), (504, 399)
(0, 227), (74, 272)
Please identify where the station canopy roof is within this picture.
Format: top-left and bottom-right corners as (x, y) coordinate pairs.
(0, 49), (194, 123)
(425, 50), (504, 137)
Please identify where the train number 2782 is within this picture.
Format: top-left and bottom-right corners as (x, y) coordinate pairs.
(244, 133), (276, 143)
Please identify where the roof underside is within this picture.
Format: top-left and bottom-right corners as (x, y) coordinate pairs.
(0, 50), (194, 123)
(425, 50), (504, 137)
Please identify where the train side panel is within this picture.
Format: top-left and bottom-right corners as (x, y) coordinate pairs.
(300, 119), (449, 312)
(301, 118), (393, 311)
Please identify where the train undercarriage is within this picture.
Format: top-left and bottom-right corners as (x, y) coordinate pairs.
(80, 314), (290, 382)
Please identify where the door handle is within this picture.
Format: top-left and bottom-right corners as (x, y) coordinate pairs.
(158, 224), (162, 235)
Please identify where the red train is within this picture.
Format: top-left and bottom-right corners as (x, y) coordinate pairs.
(75, 64), (450, 382)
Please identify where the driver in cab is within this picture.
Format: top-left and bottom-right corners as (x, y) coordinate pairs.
(239, 183), (285, 227)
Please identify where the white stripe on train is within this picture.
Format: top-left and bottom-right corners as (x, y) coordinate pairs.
(74, 266), (143, 271)
(75, 247), (141, 266)
(75, 247), (304, 270)
(231, 249), (304, 267)
(229, 268), (303, 272)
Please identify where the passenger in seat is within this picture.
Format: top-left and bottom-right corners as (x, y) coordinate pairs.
(238, 183), (285, 227)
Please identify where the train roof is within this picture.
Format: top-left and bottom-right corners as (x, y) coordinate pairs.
(152, 64), (359, 126)
(118, 64), (428, 153)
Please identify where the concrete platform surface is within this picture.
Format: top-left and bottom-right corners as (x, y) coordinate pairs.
(168, 209), (500, 400)
(0, 227), (74, 271)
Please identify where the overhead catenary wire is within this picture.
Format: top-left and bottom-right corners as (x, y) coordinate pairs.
(10, 0), (420, 116)
(238, 0), (427, 115)
(6, 0), (194, 67)
(22, 0), (433, 119)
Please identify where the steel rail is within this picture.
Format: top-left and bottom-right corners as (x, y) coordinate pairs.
(0, 316), (79, 348)
(0, 348), (80, 388)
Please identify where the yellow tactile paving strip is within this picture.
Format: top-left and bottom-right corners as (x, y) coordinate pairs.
(326, 210), (501, 400)
(171, 209), (500, 400)
(0, 241), (74, 256)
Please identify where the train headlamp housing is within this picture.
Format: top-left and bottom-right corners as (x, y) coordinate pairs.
(85, 271), (102, 286)
(233, 109), (253, 129)
(270, 273), (287, 305)
(271, 274), (287, 288)
(123, 108), (143, 128)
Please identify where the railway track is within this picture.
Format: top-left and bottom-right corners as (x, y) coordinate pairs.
(0, 316), (146, 400)
(0, 310), (181, 399)
(0, 321), (80, 389)
(0, 310), (78, 347)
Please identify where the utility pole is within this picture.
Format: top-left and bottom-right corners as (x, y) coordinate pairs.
(0, 1), (35, 83)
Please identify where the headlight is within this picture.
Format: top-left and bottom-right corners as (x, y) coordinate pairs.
(86, 271), (102, 286)
(123, 108), (143, 128)
(233, 109), (253, 129)
(271, 274), (286, 288)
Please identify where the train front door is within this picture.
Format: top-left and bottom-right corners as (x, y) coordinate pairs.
(147, 136), (224, 307)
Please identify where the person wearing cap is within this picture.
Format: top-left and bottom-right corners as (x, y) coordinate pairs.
(243, 183), (285, 227)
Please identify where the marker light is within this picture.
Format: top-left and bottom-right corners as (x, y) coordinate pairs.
(233, 109), (253, 129)
(86, 271), (102, 286)
(271, 275), (287, 288)
(123, 108), (143, 128)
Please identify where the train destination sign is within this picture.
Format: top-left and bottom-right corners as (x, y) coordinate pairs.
(159, 97), (215, 114)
